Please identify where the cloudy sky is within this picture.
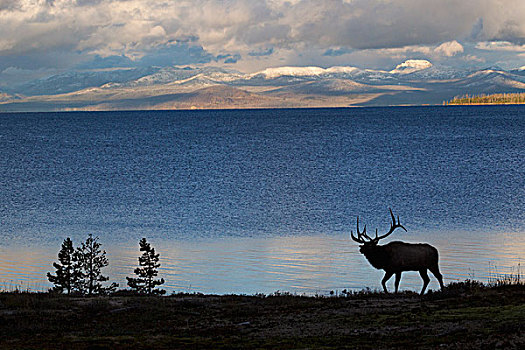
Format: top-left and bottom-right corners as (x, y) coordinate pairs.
(1, 0), (524, 84)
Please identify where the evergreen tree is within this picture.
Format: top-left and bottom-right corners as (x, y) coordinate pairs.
(47, 238), (82, 294)
(127, 238), (166, 295)
(76, 234), (118, 295)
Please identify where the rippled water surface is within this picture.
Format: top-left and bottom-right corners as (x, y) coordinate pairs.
(0, 106), (524, 294)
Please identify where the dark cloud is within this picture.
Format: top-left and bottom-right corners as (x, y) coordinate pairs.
(248, 48), (274, 57)
(75, 55), (135, 69)
(217, 53), (242, 64)
(0, 50), (84, 71)
(470, 18), (484, 40)
(241, 24), (290, 45)
(137, 43), (215, 67)
(224, 56), (239, 64)
(493, 21), (525, 45)
(323, 47), (353, 57)
(77, 42), (240, 69)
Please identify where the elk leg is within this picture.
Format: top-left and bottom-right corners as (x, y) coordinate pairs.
(429, 265), (444, 290)
(394, 272), (402, 293)
(382, 271), (393, 293)
(419, 269), (430, 295)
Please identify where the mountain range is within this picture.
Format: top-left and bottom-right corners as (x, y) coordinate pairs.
(1, 60), (525, 112)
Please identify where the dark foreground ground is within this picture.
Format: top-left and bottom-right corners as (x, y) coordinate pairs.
(1, 283), (523, 349)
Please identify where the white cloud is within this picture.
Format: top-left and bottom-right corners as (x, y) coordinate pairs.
(390, 59), (432, 74)
(0, 39), (15, 51)
(434, 41), (464, 57)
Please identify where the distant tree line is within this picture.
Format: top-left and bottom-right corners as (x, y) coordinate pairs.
(444, 92), (525, 105)
(48, 236), (165, 295)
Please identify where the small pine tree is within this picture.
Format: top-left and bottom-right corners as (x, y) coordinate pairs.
(76, 234), (118, 295)
(47, 238), (82, 294)
(127, 238), (166, 295)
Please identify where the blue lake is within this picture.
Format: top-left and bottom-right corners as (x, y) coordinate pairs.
(0, 106), (524, 294)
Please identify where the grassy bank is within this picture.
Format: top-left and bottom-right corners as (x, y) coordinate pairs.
(1, 282), (524, 349)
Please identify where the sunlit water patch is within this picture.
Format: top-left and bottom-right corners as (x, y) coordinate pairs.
(0, 230), (523, 295)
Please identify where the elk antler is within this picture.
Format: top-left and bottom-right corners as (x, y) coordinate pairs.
(373, 208), (407, 242)
(351, 216), (369, 243)
(351, 209), (407, 244)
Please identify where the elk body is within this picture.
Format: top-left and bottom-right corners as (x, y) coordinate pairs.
(351, 209), (444, 295)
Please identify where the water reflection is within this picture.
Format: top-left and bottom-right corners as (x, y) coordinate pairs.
(0, 230), (523, 294)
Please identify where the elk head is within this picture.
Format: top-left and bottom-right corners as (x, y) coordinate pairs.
(350, 208), (407, 253)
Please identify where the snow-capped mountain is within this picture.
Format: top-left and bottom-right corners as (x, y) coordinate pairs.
(451, 69), (525, 91)
(1, 60), (524, 111)
(117, 66), (245, 88)
(248, 66), (361, 79)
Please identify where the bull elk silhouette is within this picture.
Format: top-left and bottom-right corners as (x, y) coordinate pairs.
(351, 209), (444, 294)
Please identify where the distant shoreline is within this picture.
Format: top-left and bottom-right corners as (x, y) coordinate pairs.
(3, 103), (525, 114)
